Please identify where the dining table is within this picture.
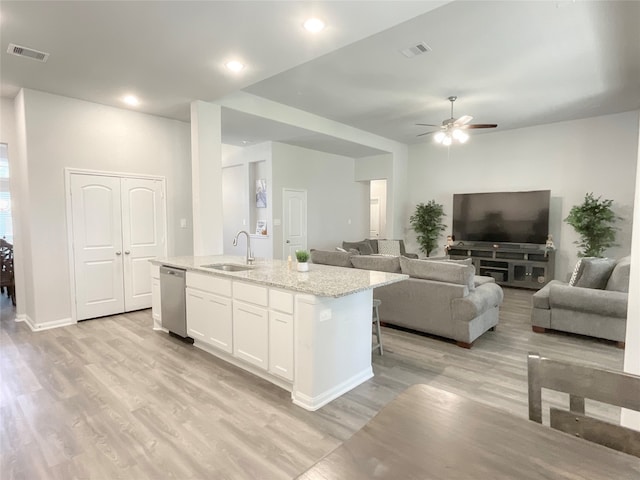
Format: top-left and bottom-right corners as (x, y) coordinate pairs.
(297, 384), (640, 479)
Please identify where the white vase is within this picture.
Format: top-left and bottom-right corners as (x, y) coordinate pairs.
(297, 262), (309, 272)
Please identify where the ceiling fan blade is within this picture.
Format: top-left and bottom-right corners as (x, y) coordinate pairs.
(415, 123), (440, 127)
(416, 131), (436, 137)
(454, 115), (473, 126)
(462, 124), (498, 129)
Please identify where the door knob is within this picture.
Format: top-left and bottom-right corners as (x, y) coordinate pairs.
(116, 251), (122, 255)
(125, 250), (131, 255)
(286, 240), (290, 244)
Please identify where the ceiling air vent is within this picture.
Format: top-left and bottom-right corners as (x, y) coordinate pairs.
(400, 41), (432, 58)
(7, 43), (50, 62)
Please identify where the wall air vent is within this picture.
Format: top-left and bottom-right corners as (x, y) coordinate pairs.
(7, 43), (50, 62)
(400, 41), (432, 58)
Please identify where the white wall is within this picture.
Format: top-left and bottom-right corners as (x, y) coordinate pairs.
(272, 142), (369, 258)
(221, 142), (273, 259)
(370, 179), (387, 237)
(407, 111), (639, 281)
(15, 89), (192, 327)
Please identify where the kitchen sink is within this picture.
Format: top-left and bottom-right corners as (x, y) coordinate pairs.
(200, 263), (254, 272)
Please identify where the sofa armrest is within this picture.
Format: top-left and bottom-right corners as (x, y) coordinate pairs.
(532, 280), (565, 310)
(451, 283), (504, 322)
(549, 284), (628, 318)
(402, 253), (419, 259)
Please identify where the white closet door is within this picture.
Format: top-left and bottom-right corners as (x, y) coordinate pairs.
(282, 189), (307, 259)
(71, 174), (124, 320)
(121, 177), (165, 311)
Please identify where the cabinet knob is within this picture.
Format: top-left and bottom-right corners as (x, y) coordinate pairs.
(116, 251), (122, 255)
(125, 250), (131, 255)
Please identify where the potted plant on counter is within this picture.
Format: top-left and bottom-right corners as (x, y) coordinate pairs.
(296, 250), (310, 272)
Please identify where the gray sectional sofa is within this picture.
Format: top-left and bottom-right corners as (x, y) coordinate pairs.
(310, 250), (504, 348)
(531, 256), (630, 347)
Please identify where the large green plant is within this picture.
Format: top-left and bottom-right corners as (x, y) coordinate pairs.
(564, 193), (619, 257)
(409, 200), (446, 257)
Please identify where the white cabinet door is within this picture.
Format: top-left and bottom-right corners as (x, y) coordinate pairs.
(186, 287), (233, 353)
(269, 311), (294, 381)
(121, 177), (165, 311)
(233, 301), (269, 370)
(71, 174), (124, 320)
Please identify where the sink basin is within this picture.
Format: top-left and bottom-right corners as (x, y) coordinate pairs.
(200, 263), (254, 272)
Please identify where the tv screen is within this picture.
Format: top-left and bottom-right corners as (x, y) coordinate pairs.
(452, 190), (550, 245)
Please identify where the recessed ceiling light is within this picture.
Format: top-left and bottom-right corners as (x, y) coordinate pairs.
(123, 95), (139, 106)
(225, 60), (245, 72)
(303, 18), (325, 33)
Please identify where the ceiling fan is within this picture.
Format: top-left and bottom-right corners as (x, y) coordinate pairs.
(416, 96), (497, 145)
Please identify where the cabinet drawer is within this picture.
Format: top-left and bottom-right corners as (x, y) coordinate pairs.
(186, 272), (232, 297)
(233, 281), (268, 307)
(269, 289), (294, 314)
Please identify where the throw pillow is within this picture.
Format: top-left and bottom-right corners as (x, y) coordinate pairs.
(342, 240), (374, 255)
(377, 239), (401, 256)
(399, 256), (475, 291)
(351, 255), (401, 273)
(310, 250), (353, 268)
(568, 258), (585, 286)
(335, 247), (348, 253)
(573, 257), (617, 289)
(605, 256), (631, 293)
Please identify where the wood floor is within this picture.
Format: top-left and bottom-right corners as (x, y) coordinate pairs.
(0, 288), (626, 479)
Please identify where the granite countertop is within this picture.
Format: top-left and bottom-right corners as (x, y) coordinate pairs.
(151, 255), (408, 298)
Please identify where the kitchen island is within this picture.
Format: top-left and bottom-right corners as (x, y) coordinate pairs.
(150, 255), (407, 411)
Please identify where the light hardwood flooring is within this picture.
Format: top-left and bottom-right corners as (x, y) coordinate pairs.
(0, 288), (626, 479)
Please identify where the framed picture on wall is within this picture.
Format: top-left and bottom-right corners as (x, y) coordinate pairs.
(256, 179), (267, 208)
(256, 220), (267, 236)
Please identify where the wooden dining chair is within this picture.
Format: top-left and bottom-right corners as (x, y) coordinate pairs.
(0, 238), (15, 306)
(527, 352), (640, 457)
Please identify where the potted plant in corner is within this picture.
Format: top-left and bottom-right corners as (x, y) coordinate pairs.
(565, 192), (619, 257)
(409, 200), (446, 257)
(296, 250), (310, 272)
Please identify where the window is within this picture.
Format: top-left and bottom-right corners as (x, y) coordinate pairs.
(0, 144), (13, 244)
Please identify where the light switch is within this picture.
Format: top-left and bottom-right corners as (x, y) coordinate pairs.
(180, 218), (187, 228)
(319, 309), (332, 321)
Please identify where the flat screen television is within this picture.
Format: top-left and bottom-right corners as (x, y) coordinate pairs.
(452, 190), (550, 245)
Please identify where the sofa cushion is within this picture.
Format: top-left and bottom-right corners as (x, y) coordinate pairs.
(573, 257), (617, 289)
(351, 255), (401, 273)
(568, 258), (585, 286)
(342, 240), (374, 255)
(399, 256), (475, 291)
(606, 256), (631, 293)
(549, 283), (628, 318)
(474, 275), (496, 287)
(310, 250), (353, 268)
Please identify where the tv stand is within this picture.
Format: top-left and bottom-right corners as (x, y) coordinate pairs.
(448, 243), (555, 290)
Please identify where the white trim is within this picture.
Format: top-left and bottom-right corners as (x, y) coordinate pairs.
(291, 367), (373, 411)
(64, 168), (168, 323)
(16, 314), (75, 332)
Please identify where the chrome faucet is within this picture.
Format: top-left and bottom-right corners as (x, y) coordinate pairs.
(233, 230), (254, 265)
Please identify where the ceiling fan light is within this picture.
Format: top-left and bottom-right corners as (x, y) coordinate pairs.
(434, 131), (446, 143)
(442, 135), (452, 146)
(452, 129), (469, 143)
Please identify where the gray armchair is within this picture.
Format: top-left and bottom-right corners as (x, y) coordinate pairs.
(531, 256), (630, 347)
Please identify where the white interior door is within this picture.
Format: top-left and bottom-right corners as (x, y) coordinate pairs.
(71, 174), (124, 320)
(121, 177), (165, 311)
(370, 198), (380, 238)
(283, 189), (307, 259)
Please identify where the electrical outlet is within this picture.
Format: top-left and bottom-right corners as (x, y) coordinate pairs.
(180, 218), (187, 228)
(319, 309), (332, 321)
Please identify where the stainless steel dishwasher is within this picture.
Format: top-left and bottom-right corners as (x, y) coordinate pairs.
(160, 265), (188, 338)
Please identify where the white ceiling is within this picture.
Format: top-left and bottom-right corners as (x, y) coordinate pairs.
(1, 1), (639, 157)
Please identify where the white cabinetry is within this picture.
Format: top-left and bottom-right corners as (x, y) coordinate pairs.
(268, 289), (294, 381)
(185, 272), (232, 353)
(232, 281), (269, 370)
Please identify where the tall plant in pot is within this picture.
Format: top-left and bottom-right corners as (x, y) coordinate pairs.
(565, 192), (619, 257)
(409, 200), (446, 257)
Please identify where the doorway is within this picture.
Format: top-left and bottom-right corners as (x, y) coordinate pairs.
(67, 170), (167, 321)
(282, 188), (307, 259)
(370, 179), (387, 239)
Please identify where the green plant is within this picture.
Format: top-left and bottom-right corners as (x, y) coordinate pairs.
(295, 250), (310, 263)
(409, 200), (446, 257)
(564, 192), (619, 257)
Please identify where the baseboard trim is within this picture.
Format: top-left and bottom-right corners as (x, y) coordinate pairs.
(292, 367), (374, 411)
(16, 314), (75, 332)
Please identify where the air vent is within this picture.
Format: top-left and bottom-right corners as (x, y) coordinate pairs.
(400, 41), (432, 58)
(7, 43), (49, 62)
